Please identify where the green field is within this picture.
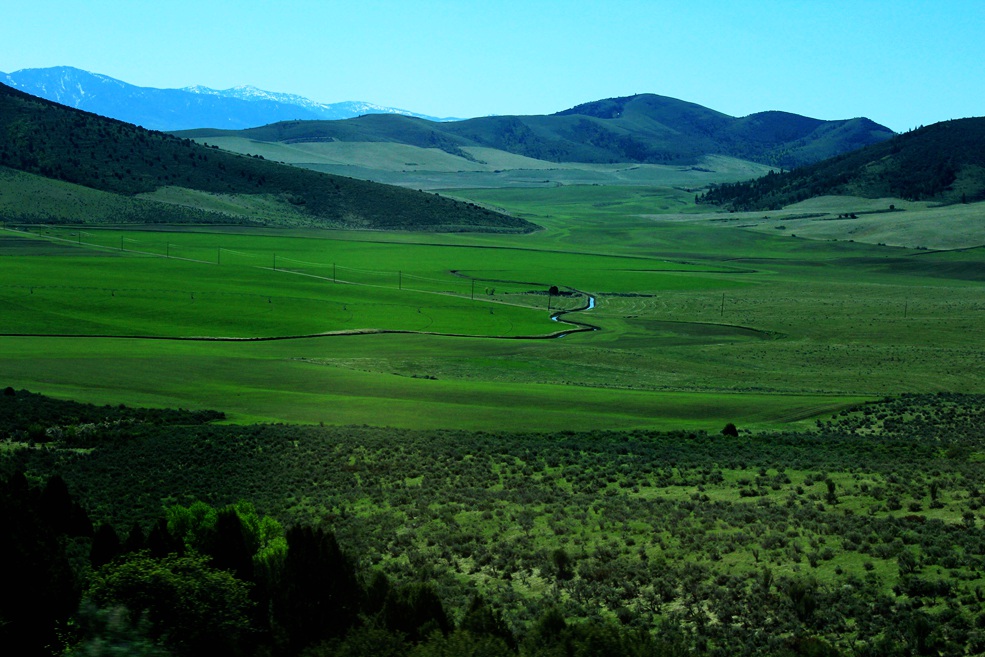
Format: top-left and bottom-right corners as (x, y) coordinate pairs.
(7, 180), (985, 657)
(194, 136), (775, 189)
(742, 195), (985, 250)
(3, 187), (985, 432)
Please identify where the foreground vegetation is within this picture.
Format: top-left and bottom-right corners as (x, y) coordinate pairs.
(5, 389), (985, 655)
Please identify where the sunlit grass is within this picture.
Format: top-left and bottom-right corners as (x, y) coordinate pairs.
(3, 187), (985, 431)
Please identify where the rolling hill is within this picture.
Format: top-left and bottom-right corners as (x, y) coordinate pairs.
(0, 66), (453, 131)
(178, 93), (895, 170)
(0, 81), (533, 232)
(698, 117), (985, 210)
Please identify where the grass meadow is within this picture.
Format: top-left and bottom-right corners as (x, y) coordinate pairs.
(3, 186), (984, 431)
(194, 136), (774, 190)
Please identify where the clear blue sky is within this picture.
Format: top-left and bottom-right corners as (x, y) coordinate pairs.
(3, 0), (982, 132)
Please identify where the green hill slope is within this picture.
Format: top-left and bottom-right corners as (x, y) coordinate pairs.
(698, 117), (985, 210)
(0, 82), (534, 232)
(180, 93), (894, 169)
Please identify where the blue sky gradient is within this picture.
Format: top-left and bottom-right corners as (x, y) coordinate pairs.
(3, 0), (982, 132)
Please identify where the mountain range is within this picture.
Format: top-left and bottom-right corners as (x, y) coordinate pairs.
(0, 80), (530, 232)
(180, 93), (895, 170)
(2, 67), (895, 170)
(0, 66), (454, 131)
(7, 65), (965, 218)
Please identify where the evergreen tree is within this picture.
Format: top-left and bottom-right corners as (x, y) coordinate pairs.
(0, 473), (81, 656)
(382, 583), (451, 644)
(91, 522), (123, 569)
(272, 526), (362, 654)
(123, 521), (146, 554)
(210, 508), (255, 582)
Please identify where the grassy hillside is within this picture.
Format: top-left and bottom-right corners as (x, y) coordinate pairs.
(179, 93), (894, 170)
(0, 82), (534, 232)
(735, 195), (985, 250)
(699, 117), (985, 210)
(193, 136), (775, 190)
(0, 166), (317, 226)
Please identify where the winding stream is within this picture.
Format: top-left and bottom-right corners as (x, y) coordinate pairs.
(548, 294), (599, 338)
(551, 294), (595, 320)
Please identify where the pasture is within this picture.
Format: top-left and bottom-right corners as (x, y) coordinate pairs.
(2, 188), (984, 431)
(193, 135), (774, 189)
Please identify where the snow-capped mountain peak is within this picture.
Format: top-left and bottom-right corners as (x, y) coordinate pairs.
(180, 83), (448, 120)
(3, 66), (457, 130)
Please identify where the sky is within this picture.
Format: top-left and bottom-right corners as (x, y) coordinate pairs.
(2, 0), (982, 132)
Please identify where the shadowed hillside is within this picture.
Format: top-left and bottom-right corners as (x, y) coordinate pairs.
(0, 82), (534, 232)
(698, 117), (985, 210)
(180, 93), (894, 169)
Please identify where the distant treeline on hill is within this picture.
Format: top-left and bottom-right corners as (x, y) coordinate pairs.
(0, 82), (534, 232)
(698, 118), (985, 210)
(0, 387), (223, 444)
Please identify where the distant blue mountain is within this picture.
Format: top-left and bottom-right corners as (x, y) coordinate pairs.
(0, 66), (454, 130)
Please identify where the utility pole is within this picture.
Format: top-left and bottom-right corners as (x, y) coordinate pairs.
(720, 293), (725, 317)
